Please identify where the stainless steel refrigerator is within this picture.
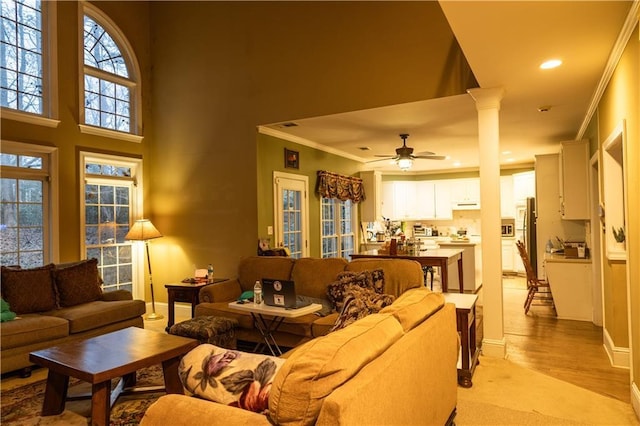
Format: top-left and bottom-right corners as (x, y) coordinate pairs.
(523, 197), (537, 276)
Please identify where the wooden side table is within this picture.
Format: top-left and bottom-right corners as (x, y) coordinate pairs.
(443, 292), (480, 388)
(164, 279), (227, 332)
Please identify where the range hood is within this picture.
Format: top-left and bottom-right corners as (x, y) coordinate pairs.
(452, 201), (480, 210)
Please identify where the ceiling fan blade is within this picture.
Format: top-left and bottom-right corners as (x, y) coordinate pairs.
(414, 150), (436, 156)
(373, 155), (396, 158)
(413, 155), (447, 160)
(367, 157), (398, 163)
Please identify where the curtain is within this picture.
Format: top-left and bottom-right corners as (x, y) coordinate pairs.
(316, 170), (366, 203)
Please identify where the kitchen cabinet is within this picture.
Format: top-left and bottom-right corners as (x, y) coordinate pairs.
(513, 171), (535, 203)
(451, 178), (480, 208)
(380, 180), (452, 220)
(360, 171), (382, 222)
(500, 176), (514, 218)
(502, 238), (515, 272)
(559, 140), (589, 220)
(545, 255), (593, 321)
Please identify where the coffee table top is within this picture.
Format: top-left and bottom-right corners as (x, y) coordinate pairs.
(228, 301), (322, 318)
(29, 327), (198, 383)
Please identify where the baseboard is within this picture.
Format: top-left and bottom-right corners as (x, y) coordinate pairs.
(632, 381), (640, 422)
(603, 328), (630, 368)
(480, 337), (506, 358)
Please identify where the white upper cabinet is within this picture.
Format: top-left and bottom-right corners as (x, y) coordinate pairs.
(559, 140), (589, 220)
(500, 175), (514, 217)
(450, 178), (480, 209)
(512, 171), (535, 203)
(433, 181), (453, 219)
(380, 180), (452, 220)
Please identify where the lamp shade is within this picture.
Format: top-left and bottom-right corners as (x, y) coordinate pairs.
(124, 219), (162, 241)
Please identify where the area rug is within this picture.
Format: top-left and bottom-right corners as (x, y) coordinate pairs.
(1, 365), (164, 425)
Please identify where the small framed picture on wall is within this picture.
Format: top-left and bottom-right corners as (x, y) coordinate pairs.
(284, 148), (299, 169)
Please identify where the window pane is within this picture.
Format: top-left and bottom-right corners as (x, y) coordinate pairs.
(1, 0), (43, 114)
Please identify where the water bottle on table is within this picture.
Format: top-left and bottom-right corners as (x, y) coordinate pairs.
(254, 280), (263, 304)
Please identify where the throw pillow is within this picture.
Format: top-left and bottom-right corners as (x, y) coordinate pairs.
(52, 258), (103, 307)
(179, 344), (285, 415)
(0, 264), (57, 314)
(326, 269), (385, 311)
(330, 286), (395, 332)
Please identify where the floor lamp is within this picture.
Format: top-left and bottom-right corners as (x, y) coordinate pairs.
(125, 219), (164, 321)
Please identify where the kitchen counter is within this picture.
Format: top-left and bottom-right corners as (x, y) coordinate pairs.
(544, 253), (591, 264)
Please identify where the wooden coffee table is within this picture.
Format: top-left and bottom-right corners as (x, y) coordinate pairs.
(29, 327), (199, 426)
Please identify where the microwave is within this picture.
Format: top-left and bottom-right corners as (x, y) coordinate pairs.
(501, 218), (515, 237)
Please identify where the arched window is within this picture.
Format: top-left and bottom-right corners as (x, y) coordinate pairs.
(1, 0), (59, 126)
(80, 4), (142, 141)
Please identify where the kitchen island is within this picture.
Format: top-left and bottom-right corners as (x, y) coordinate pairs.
(436, 241), (482, 294)
(351, 248), (464, 293)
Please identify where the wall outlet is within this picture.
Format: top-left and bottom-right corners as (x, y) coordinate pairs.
(267, 226), (273, 235)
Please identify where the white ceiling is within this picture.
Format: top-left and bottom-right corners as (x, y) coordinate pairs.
(261, 1), (634, 174)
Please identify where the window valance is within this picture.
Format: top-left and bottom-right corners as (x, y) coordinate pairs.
(316, 170), (366, 203)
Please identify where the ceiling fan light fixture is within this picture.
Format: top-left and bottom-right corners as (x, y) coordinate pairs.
(397, 157), (413, 171)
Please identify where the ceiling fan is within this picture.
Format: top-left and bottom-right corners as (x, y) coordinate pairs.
(369, 134), (446, 171)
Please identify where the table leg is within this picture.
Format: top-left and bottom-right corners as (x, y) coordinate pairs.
(456, 308), (473, 388)
(41, 370), (69, 415)
(457, 253), (464, 294)
(91, 381), (111, 426)
(162, 356), (185, 394)
(166, 290), (176, 332)
(440, 260), (448, 292)
(251, 313), (286, 356)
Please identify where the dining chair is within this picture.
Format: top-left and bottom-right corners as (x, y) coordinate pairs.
(515, 240), (555, 315)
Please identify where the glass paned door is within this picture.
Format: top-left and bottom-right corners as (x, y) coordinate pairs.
(274, 172), (308, 259)
(84, 181), (133, 292)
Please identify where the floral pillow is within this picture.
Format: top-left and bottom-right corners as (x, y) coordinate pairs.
(178, 344), (285, 415)
(330, 286), (395, 332)
(326, 269), (385, 311)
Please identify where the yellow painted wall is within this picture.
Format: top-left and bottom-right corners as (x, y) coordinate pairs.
(596, 23), (639, 387)
(143, 1), (476, 302)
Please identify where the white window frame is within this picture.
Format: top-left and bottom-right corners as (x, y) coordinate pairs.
(78, 3), (143, 143)
(0, 0), (60, 127)
(320, 197), (357, 259)
(79, 152), (143, 298)
(0, 140), (59, 264)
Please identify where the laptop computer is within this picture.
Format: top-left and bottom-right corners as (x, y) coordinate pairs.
(261, 278), (311, 309)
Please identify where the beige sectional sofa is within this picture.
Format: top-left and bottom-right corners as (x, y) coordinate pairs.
(0, 260), (146, 375)
(142, 286), (459, 425)
(195, 256), (426, 348)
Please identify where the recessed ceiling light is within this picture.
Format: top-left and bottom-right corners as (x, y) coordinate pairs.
(540, 59), (562, 69)
(506, 158), (515, 163)
(502, 150), (512, 155)
(358, 147), (371, 151)
(453, 161), (461, 167)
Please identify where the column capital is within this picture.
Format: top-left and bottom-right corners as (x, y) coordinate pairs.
(467, 87), (505, 110)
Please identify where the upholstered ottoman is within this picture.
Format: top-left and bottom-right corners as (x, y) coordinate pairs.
(168, 316), (238, 349)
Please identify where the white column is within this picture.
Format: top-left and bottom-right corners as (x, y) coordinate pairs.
(468, 87), (506, 358)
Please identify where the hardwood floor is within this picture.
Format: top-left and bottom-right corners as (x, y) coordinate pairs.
(500, 275), (630, 403)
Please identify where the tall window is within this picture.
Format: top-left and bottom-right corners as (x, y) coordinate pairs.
(0, 142), (57, 268)
(321, 198), (355, 259)
(81, 153), (142, 295)
(81, 5), (140, 137)
(1, 0), (54, 117)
